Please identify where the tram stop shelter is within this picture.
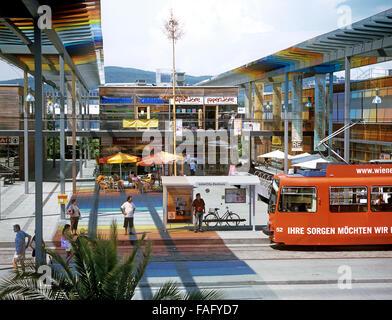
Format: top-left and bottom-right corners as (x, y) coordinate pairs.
(161, 175), (260, 232)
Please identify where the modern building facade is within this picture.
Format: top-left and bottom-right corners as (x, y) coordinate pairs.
(98, 85), (239, 175)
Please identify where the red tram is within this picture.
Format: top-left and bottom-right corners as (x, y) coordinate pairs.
(263, 164), (392, 245)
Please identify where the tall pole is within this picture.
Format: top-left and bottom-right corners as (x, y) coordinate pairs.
(78, 91), (83, 178)
(23, 70), (29, 194)
(34, 19), (44, 267)
(59, 55), (65, 219)
(284, 73), (289, 174)
(172, 36), (177, 176)
(328, 71), (334, 156)
(72, 72), (77, 194)
(344, 56), (351, 163)
(52, 87), (56, 168)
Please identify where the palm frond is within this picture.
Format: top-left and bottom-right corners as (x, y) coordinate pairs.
(152, 281), (182, 300)
(182, 288), (224, 300)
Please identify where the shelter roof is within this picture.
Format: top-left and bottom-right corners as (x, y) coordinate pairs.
(200, 9), (392, 86)
(0, 0), (104, 89)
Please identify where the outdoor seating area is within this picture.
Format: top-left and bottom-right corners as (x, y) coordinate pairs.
(96, 172), (162, 193)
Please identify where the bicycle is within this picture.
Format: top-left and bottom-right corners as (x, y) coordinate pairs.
(204, 206), (242, 227)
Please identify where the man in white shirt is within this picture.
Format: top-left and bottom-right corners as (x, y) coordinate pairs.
(120, 195), (136, 235)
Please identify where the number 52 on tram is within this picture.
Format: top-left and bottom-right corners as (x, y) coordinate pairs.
(263, 164), (392, 245)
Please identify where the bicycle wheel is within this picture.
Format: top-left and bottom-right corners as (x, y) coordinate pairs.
(204, 213), (218, 227)
(226, 213), (241, 227)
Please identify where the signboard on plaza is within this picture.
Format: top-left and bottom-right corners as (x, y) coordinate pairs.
(0, 136), (19, 145)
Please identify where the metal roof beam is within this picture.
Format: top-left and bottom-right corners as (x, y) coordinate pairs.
(21, 0), (89, 91)
(0, 49), (57, 88)
(353, 27), (392, 35)
(334, 34), (376, 41)
(0, 18), (57, 73)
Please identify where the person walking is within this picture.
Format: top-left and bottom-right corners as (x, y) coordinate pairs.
(120, 195), (136, 235)
(61, 224), (73, 265)
(192, 193), (205, 233)
(67, 199), (81, 235)
(12, 224), (31, 274)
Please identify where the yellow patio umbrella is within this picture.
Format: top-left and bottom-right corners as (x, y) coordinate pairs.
(99, 152), (140, 177)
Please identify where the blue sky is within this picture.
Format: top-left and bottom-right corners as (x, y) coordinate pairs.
(0, 0), (391, 80)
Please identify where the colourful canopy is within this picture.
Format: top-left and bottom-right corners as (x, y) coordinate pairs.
(136, 152), (184, 166)
(99, 152), (140, 164)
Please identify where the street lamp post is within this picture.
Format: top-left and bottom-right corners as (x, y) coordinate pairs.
(25, 88), (35, 195)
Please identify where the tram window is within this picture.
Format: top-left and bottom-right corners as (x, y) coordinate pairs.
(370, 186), (392, 212)
(329, 187), (368, 213)
(278, 187), (317, 213)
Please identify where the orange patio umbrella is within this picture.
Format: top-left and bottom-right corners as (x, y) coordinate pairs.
(99, 152), (141, 177)
(136, 151), (184, 166)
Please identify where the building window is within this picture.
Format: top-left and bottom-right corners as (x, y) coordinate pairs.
(370, 186), (392, 212)
(329, 186), (368, 212)
(278, 187), (317, 212)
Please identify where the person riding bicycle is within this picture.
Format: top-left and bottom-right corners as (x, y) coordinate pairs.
(192, 193), (205, 233)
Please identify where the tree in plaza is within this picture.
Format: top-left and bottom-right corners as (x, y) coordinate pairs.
(0, 220), (223, 300)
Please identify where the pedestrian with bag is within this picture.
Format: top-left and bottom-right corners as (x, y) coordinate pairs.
(120, 195), (136, 235)
(67, 198), (81, 235)
(12, 224), (31, 274)
(192, 193), (205, 233)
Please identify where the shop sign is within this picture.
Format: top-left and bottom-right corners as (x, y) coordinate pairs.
(170, 96), (203, 105)
(237, 106), (246, 114)
(136, 96), (165, 104)
(101, 97), (133, 104)
(123, 119), (159, 128)
(0, 137), (19, 145)
(204, 97), (237, 105)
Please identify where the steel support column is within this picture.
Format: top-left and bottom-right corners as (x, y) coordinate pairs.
(292, 73), (303, 152)
(314, 74), (327, 151)
(284, 73), (289, 174)
(33, 19), (44, 267)
(344, 56), (351, 163)
(59, 55), (65, 219)
(328, 72), (334, 156)
(72, 72), (77, 194)
(23, 70), (29, 194)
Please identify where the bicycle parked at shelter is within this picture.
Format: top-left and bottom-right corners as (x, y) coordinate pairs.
(203, 206), (243, 227)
